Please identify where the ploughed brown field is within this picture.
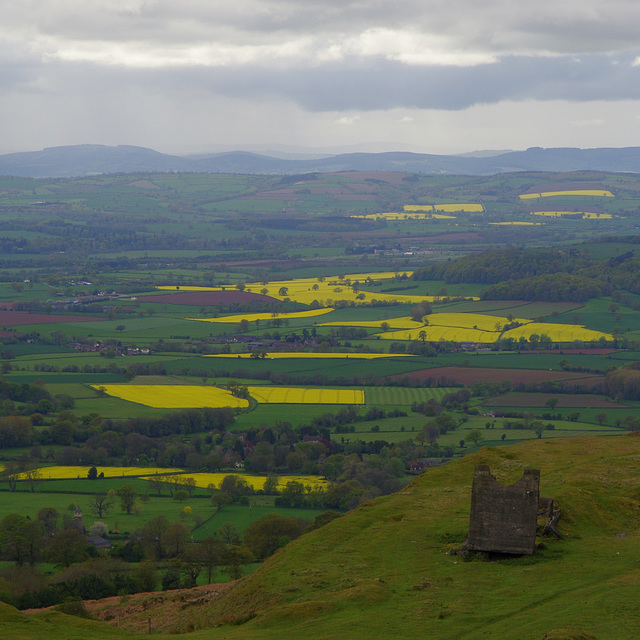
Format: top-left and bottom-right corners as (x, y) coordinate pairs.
(0, 311), (105, 326)
(335, 171), (413, 184)
(388, 366), (604, 386)
(335, 232), (483, 242)
(135, 291), (277, 305)
(483, 393), (627, 408)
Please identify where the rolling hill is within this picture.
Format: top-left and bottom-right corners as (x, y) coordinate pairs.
(8, 434), (640, 640)
(5, 145), (640, 177)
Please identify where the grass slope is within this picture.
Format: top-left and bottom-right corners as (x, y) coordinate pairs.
(5, 435), (640, 639)
(183, 434), (640, 640)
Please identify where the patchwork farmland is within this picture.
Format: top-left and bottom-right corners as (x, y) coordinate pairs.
(1, 167), (640, 639)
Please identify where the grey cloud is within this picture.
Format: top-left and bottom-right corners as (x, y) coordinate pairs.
(14, 51), (640, 112)
(7, 0), (640, 56)
(157, 52), (640, 111)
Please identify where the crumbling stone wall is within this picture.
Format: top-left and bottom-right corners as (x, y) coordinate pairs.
(466, 465), (540, 555)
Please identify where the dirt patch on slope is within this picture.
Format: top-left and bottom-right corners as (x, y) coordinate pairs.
(25, 582), (235, 634)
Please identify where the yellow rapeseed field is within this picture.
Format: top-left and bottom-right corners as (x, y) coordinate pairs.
(160, 473), (328, 491)
(370, 312), (529, 343)
(403, 203), (483, 212)
(519, 190), (614, 199)
(158, 272), (455, 306)
(350, 212), (456, 221)
(246, 386), (365, 404)
(434, 203), (483, 212)
(92, 384), (249, 409)
(378, 327), (502, 343)
(430, 312), (529, 331)
(582, 212), (613, 219)
(189, 308), (334, 324)
(374, 311), (612, 344)
(20, 466), (184, 480)
(502, 323), (613, 342)
(205, 352), (414, 359)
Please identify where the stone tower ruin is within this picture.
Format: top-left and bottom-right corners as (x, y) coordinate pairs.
(466, 465), (540, 555)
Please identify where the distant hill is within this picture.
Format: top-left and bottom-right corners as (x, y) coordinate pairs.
(4, 144), (640, 177)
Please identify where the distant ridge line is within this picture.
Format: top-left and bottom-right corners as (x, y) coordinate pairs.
(2, 144), (640, 178)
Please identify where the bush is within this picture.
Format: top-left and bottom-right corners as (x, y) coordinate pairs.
(55, 600), (93, 619)
(162, 568), (181, 591)
(89, 521), (108, 537)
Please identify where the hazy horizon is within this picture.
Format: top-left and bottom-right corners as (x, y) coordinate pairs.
(3, 2), (640, 155)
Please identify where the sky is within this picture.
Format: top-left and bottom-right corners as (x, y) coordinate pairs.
(3, 0), (640, 156)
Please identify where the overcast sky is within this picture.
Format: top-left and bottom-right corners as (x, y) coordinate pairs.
(3, 0), (640, 155)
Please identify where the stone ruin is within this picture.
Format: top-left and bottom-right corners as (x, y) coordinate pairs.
(456, 465), (561, 557)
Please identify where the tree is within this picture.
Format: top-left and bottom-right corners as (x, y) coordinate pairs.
(88, 493), (115, 519)
(595, 412), (608, 426)
(223, 545), (254, 580)
(0, 513), (42, 565)
(466, 429), (484, 446)
(0, 461), (20, 492)
(183, 477), (197, 496)
(44, 529), (91, 567)
(179, 543), (204, 587)
(217, 522), (239, 544)
(140, 515), (170, 560)
(161, 522), (190, 558)
(116, 484), (138, 515)
(115, 325), (125, 333)
(148, 475), (165, 496)
(37, 507), (59, 538)
(134, 559), (159, 592)
(87, 466), (98, 480)
(0, 416), (33, 449)
(421, 423), (439, 445)
(263, 475), (279, 495)
(531, 421), (545, 439)
(410, 301), (431, 323)
(23, 467), (42, 493)
(199, 535), (226, 583)
(280, 481), (306, 507)
(51, 420), (75, 445)
(219, 474), (251, 498)
(173, 490), (189, 503)
(545, 398), (559, 410)
(243, 513), (307, 560)
(211, 492), (232, 511)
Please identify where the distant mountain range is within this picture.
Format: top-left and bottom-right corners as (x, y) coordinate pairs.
(3, 144), (640, 178)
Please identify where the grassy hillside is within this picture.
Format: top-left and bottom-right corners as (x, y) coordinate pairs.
(6, 434), (640, 640)
(185, 434), (640, 640)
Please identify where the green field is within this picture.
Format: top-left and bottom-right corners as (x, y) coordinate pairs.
(1, 168), (640, 638)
